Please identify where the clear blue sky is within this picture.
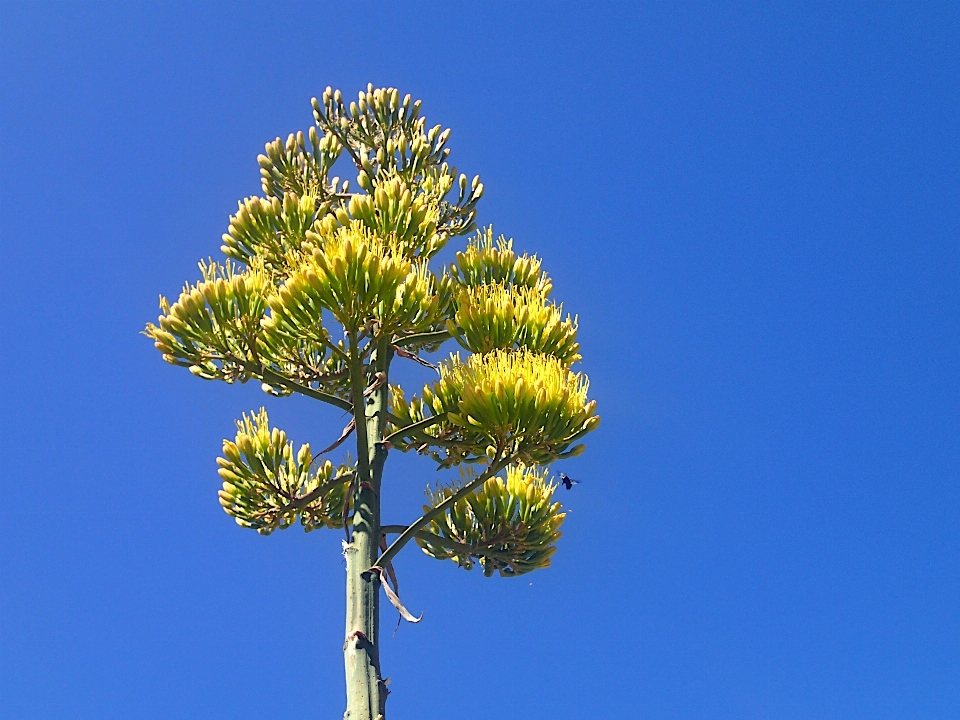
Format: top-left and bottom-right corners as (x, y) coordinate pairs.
(2, 3), (958, 718)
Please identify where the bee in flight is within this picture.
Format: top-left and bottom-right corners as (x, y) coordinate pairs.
(558, 473), (580, 490)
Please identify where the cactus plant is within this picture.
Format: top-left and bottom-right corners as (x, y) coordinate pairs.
(145, 84), (598, 720)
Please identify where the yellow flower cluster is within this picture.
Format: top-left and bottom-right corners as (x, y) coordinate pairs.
(393, 349), (598, 466)
(221, 193), (326, 274)
(145, 261), (269, 381)
(449, 282), (580, 365)
(344, 175), (443, 260)
(417, 465), (566, 576)
(216, 409), (354, 535)
(450, 227), (550, 293)
(264, 223), (445, 337)
(257, 128), (342, 202)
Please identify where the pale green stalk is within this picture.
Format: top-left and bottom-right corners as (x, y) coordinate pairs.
(343, 336), (391, 720)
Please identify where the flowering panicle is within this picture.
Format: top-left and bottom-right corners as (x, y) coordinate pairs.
(216, 409), (354, 534)
(448, 282), (580, 365)
(417, 465), (566, 576)
(391, 349), (598, 467)
(145, 261), (270, 381)
(450, 227), (550, 293)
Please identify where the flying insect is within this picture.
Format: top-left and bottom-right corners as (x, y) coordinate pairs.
(558, 473), (579, 490)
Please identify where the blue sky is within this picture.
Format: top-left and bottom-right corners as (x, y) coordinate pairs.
(2, 2), (958, 718)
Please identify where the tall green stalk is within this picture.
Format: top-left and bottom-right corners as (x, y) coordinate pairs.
(344, 337), (391, 719)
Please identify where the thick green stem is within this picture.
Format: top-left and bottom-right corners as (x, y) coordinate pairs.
(343, 337), (391, 720)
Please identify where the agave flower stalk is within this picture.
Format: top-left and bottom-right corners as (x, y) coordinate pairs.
(145, 85), (598, 720)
